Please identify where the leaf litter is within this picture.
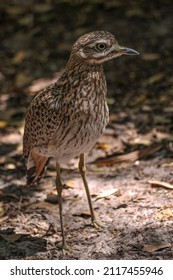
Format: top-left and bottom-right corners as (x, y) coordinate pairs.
(0, 0), (173, 260)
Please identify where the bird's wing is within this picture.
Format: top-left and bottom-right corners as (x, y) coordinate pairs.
(23, 83), (65, 158)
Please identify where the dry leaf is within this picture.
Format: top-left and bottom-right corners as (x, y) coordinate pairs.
(5, 163), (16, 170)
(94, 150), (139, 166)
(157, 208), (173, 221)
(130, 94), (146, 106)
(73, 210), (91, 218)
(161, 162), (173, 167)
(15, 73), (32, 87)
(64, 180), (78, 189)
(12, 51), (27, 64)
(0, 216), (8, 223)
(34, 4), (52, 13)
(153, 115), (170, 124)
(6, 6), (25, 15)
(126, 8), (144, 17)
(0, 121), (8, 128)
(93, 144), (161, 166)
(148, 180), (173, 189)
(163, 107), (173, 113)
(95, 188), (118, 201)
(142, 53), (160, 61)
(0, 204), (6, 217)
(143, 242), (171, 253)
(29, 201), (58, 211)
(147, 73), (165, 85)
(96, 143), (110, 151)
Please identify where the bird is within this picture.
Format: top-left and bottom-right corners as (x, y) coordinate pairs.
(23, 30), (139, 251)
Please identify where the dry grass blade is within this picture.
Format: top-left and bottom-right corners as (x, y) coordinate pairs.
(95, 188), (118, 201)
(148, 180), (173, 189)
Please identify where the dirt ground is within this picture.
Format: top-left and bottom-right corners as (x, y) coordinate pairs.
(0, 0), (173, 259)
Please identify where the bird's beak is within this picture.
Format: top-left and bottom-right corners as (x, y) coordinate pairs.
(117, 46), (139, 55)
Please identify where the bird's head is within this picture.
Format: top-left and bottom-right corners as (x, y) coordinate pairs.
(71, 31), (139, 65)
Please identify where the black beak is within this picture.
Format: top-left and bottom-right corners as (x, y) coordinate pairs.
(118, 46), (139, 55)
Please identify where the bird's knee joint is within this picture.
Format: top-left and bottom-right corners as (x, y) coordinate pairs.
(79, 164), (86, 173)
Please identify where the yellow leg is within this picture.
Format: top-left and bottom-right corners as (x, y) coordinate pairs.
(55, 162), (67, 251)
(79, 154), (104, 228)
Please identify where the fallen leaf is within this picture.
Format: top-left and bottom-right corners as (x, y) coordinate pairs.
(73, 210), (91, 218)
(161, 162), (173, 167)
(0, 203), (6, 217)
(6, 6), (25, 15)
(129, 94), (146, 106)
(95, 188), (118, 201)
(126, 8), (144, 17)
(0, 132), (22, 144)
(93, 144), (161, 166)
(29, 201), (58, 211)
(163, 107), (173, 113)
(15, 73), (32, 87)
(94, 150), (139, 166)
(12, 51), (27, 64)
(5, 163), (16, 170)
(19, 15), (33, 26)
(147, 73), (165, 85)
(96, 143), (110, 151)
(153, 115), (170, 124)
(142, 53), (160, 61)
(0, 120), (9, 128)
(143, 242), (171, 253)
(0, 216), (8, 223)
(34, 4), (52, 13)
(64, 180), (78, 189)
(157, 208), (173, 221)
(148, 180), (173, 189)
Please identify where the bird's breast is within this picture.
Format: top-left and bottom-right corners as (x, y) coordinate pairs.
(48, 95), (109, 160)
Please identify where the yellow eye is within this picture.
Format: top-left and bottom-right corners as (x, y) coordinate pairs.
(95, 43), (106, 51)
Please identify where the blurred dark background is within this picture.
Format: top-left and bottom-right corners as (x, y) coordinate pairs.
(1, 0), (173, 134)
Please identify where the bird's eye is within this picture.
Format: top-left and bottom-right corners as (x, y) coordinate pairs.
(95, 43), (107, 51)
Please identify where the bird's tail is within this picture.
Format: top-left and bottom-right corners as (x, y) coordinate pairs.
(26, 150), (50, 187)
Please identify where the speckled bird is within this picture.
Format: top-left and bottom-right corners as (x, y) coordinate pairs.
(23, 30), (139, 250)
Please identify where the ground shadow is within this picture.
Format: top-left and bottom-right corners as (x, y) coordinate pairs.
(0, 228), (47, 260)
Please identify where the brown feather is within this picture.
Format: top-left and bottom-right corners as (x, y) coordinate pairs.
(26, 150), (50, 187)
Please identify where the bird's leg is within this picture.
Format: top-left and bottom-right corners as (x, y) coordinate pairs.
(55, 162), (68, 252)
(79, 153), (104, 228)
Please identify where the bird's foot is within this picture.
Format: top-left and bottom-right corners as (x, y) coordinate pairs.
(62, 245), (72, 256)
(57, 242), (72, 256)
(92, 219), (105, 229)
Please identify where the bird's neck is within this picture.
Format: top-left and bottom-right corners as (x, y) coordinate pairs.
(66, 55), (103, 75)
(61, 55), (107, 97)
